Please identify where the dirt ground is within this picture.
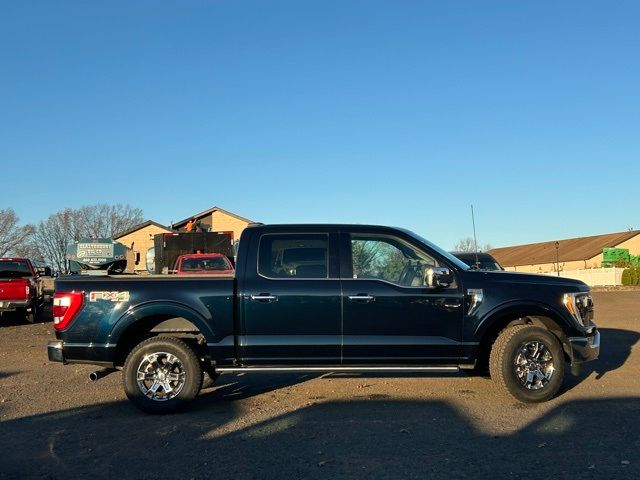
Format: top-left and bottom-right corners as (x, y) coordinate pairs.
(0, 291), (638, 479)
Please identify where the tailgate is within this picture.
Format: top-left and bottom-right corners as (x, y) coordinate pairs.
(0, 278), (30, 300)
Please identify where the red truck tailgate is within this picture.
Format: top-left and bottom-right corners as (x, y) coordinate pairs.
(0, 278), (30, 300)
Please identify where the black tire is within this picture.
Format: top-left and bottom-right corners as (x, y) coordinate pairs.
(123, 336), (203, 414)
(489, 325), (565, 403)
(25, 307), (38, 324)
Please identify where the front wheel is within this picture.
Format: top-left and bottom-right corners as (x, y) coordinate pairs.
(123, 337), (203, 414)
(489, 325), (565, 403)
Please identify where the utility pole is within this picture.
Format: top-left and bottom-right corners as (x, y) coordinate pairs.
(471, 205), (479, 267)
(555, 241), (560, 276)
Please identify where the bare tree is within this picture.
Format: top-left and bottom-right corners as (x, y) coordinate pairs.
(33, 209), (80, 273)
(0, 208), (35, 257)
(32, 204), (144, 273)
(453, 237), (492, 253)
(75, 204), (144, 238)
(10, 239), (44, 261)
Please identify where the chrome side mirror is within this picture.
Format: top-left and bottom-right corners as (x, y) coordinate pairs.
(425, 267), (454, 288)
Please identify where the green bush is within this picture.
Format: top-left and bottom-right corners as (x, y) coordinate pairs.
(622, 268), (632, 285)
(622, 266), (640, 285)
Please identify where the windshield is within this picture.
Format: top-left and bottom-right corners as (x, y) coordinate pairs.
(181, 257), (231, 272)
(400, 229), (471, 270)
(0, 260), (32, 277)
(466, 259), (503, 271)
(452, 253), (503, 271)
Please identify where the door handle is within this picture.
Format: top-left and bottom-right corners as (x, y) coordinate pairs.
(348, 295), (375, 303)
(250, 294), (278, 303)
(443, 301), (461, 309)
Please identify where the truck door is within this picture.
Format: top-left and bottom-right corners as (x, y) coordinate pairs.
(239, 230), (342, 365)
(340, 231), (465, 364)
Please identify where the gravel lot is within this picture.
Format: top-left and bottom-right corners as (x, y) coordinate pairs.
(1, 291), (638, 479)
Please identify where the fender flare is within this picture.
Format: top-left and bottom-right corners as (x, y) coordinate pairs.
(109, 301), (216, 345)
(474, 300), (570, 340)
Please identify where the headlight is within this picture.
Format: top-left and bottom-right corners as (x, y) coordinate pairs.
(562, 293), (593, 327)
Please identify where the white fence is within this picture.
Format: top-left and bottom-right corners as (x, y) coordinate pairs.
(555, 267), (625, 286)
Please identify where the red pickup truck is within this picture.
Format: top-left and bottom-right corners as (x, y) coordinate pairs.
(0, 258), (47, 323)
(172, 253), (234, 275)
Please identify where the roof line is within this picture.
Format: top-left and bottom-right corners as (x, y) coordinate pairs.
(172, 205), (254, 227)
(113, 220), (171, 240)
(490, 229), (640, 252)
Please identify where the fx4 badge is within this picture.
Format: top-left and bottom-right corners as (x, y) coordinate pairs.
(89, 291), (130, 302)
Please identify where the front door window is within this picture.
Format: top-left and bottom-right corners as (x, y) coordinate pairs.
(351, 235), (437, 287)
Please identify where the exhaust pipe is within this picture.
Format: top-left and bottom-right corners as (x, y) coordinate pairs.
(89, 368), (117, 382)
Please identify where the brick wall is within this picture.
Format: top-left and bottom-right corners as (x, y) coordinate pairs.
(116, 224), (172, 272)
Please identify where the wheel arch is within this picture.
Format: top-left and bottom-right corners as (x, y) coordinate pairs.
(110, 302), (215, 367)
(473, 302), (572, 371)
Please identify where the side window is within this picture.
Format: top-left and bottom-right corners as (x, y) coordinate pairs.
(259, 234), (329, 279)
(350, 235), (437, 287)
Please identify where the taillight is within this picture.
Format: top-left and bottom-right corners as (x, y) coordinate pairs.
(53, 292), (84, 330)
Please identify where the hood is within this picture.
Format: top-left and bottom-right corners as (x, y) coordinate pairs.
(464, 269), (589, 290)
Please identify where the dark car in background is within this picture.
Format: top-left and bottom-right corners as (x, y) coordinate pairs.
(451, 251), (504, 271)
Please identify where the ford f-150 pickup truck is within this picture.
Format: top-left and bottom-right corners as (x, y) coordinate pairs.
(48, 224), (600, 413)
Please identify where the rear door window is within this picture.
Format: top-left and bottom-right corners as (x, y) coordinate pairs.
(258, 234), (329, 279)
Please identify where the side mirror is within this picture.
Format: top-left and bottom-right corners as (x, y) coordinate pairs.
(425, 267), (454, 288)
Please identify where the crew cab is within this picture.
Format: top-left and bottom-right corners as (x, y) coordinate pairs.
(1, 258), (49, 323)
(48, 224), (600, 413)
(172, 253), (234, 275)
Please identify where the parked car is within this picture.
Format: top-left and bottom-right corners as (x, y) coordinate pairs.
(172, 253), (234, 275)
(451, 251), (504, 271)
(0, 258), (49, 323)
(48, 224), (599, 413)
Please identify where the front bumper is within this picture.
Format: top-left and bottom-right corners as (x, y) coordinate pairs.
(569, 329), (600, 364)
(47, 341), (66, 363)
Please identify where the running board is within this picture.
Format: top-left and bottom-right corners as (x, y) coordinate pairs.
(216, 366), (460, 373)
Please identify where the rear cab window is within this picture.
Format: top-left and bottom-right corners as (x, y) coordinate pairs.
(0, 260), (32, 278)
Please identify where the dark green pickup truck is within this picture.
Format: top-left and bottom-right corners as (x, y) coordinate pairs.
(48, 224), (600, 413)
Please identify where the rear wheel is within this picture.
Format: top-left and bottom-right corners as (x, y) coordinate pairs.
(489, 325), (564, 403)
(123, 336), (203, 414)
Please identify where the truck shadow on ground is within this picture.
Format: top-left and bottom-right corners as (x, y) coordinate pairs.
(0, 394), (638, 480)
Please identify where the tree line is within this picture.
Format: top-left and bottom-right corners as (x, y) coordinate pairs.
(0, 205), (144, 273)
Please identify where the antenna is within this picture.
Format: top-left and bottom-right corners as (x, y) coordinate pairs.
(471, 204), (479, 267)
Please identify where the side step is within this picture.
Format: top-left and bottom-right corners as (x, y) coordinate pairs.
(216, 366), (460, 373)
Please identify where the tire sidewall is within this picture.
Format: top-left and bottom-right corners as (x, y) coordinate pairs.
(500, 327), (565, 403)
(123, 337), (202, 414)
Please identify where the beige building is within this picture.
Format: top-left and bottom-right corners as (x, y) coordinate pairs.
(171, 205), (255, 242)
(489, 230), (640, 274)
(113, 220), (172, 273)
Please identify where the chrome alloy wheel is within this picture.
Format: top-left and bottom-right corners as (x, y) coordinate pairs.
(136, 352), (186, 401)
(513, 341), (555, 390)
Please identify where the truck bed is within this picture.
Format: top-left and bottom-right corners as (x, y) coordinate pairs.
(54, 274), (236, 366)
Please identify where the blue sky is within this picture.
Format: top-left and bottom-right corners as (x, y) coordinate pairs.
(2, 1), (639, 249)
